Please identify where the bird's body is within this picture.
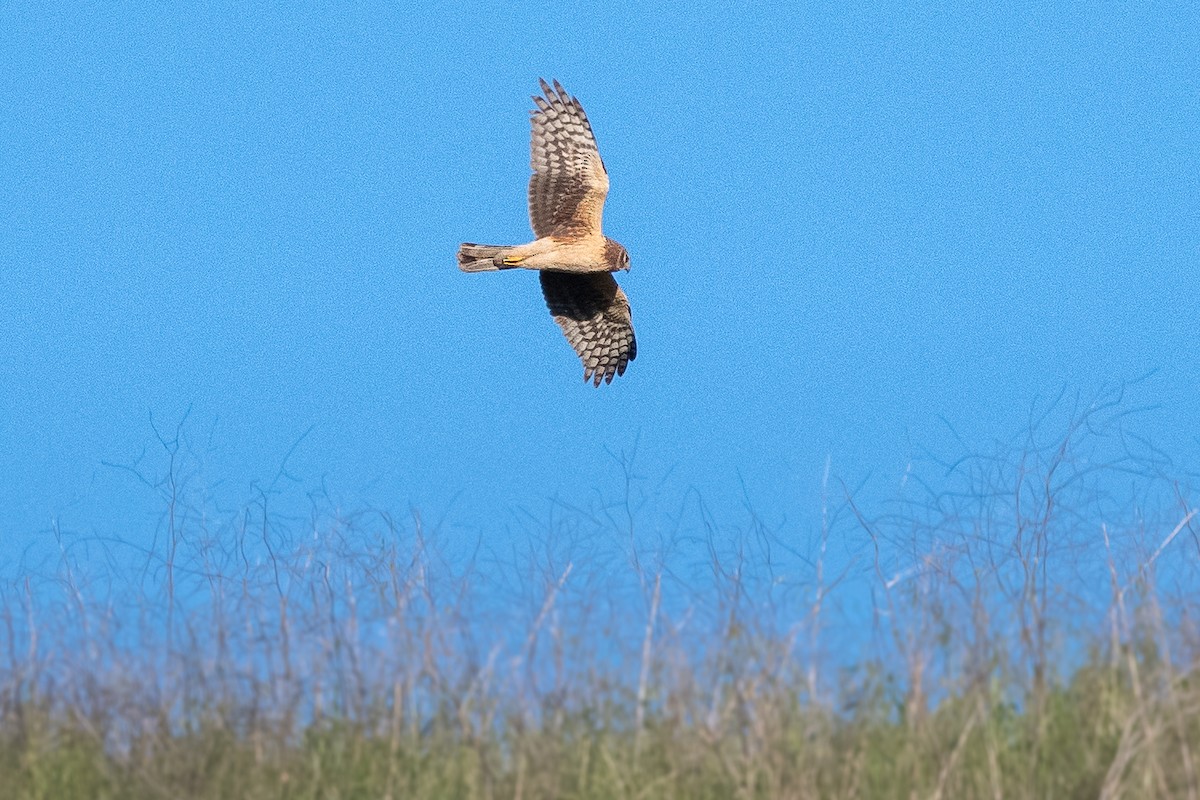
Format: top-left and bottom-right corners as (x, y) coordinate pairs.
(457, 79), (636, 386)
(457, 236), (626, 274)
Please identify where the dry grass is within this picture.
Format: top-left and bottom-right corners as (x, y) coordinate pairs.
(2, 398), (1198, 799)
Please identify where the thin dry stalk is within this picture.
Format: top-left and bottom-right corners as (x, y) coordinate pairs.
(634, 569), (662, 762)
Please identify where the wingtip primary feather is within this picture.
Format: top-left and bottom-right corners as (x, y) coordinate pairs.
(535, 78), (574, 107)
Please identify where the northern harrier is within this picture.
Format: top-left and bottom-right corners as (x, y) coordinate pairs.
(457, 79), (636, 387)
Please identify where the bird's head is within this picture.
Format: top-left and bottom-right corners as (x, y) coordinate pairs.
(604, 238), (631, 272)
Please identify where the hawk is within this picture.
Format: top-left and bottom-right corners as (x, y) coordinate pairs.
(457, 79), (637, 387)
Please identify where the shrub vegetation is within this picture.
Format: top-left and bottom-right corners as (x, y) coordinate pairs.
(3, 401), (1198, 798)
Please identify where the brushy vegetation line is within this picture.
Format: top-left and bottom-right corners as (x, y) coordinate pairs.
(2, 398), (1199, 799)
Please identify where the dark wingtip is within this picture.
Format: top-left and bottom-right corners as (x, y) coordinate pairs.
(534, 78), (557, 109)
(535, 78), (572, 105)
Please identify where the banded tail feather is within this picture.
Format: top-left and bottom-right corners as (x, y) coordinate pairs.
(457, 243), (512, 272)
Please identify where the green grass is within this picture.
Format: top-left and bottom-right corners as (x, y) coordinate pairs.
(5, 663), (1197, 799)
(3, 406), (1198, 798)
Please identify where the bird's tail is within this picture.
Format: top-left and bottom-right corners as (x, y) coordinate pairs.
(457, 243), (511, 272)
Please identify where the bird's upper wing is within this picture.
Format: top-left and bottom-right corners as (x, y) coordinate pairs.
(528, 79), (610, 240)
(540, 271), (636, 386)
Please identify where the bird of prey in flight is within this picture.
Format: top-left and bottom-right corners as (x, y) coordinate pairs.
(458, 79), (636, 386)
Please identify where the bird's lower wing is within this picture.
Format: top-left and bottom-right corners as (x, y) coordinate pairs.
(539, 272), (636, 386)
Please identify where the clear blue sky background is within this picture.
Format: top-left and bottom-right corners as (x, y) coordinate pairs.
(2, 2), (1197, 558)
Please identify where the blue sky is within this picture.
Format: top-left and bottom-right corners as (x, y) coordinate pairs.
(1, 2), (1197, 561)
